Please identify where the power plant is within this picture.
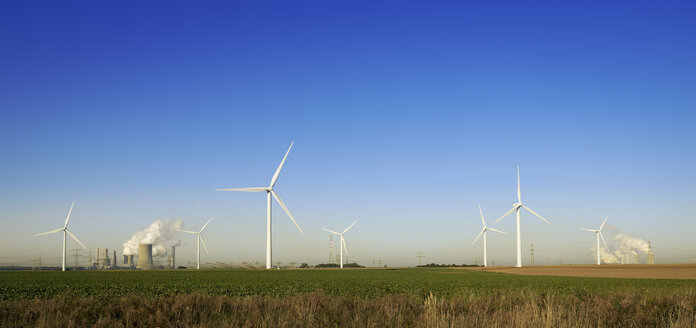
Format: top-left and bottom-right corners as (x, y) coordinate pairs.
(137, 243), (153, 270)
(169, 245), (176, 269)
(93, 247), (111, 270)
(123, 255), (135, 269)
(647, 242), (655, 264)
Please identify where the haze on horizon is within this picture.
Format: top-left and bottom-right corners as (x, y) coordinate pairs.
(1, 1), (694, 268)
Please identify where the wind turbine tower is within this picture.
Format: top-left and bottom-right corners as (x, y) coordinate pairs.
(582, 215), (610, 265)
(322, 220), (358, 268)
(217, 141), (303, 269)
(472, 205), (508, 267)
(33, 202), (87, 271)
(179, 217), (213, 269)
(495, 167), (551, 268)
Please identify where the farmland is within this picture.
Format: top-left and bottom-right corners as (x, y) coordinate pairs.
(1, 268), (695, 327)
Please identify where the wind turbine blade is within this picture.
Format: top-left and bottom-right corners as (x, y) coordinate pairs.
(343, 220), (358, 234)
(216, 187), (268, 192)
(200, 236), (209, 254)
(599, 232), (609, 251)
(478, 204), (486, 227)
(472, 229), (485, 245)
(581, 228), (597, 232)
(322, 228), (340, 235)
(522, 205), (550, 224)
(200, 217), (213, 233)
(599, 214), (609, 231)
(494, 207), (516, 223)
(488, 227), (508, 235)
(66, 230), (87, 249)
(178, 230), (198, 235)
(341, 237), (348, 256)
(517, 166), (521, 203)
(270, 141), (294, 188)
(271, 190), (303, 233)
(33, 228), (63, 237)
(64, 202), (75, 229)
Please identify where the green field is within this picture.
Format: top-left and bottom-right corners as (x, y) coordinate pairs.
(1, 268), (695, 327)
(0, 268), (692, 299)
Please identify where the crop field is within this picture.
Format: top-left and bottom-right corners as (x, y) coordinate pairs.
(1, 268), (695, 327)
(466, 264), (696, 279)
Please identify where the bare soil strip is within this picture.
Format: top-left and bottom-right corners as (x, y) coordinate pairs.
(461, 263), (696, 279)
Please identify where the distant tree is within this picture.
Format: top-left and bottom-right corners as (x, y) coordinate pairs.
(299, 263), (310, 268)
(343, 263), (365, 268)
(416, 263), (480, 268)
(314, 263), (340, 268)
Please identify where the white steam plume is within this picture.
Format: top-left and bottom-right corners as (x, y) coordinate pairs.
(613, 234), (649, 253)
(592, 233), (648, 264)
(122, 218), (183, 257)
(599, 247), (619, 264)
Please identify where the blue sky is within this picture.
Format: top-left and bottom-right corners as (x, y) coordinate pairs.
(1, 1), (695, 267)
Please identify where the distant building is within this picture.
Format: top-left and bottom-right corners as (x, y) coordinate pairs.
(92, 247), (111, 269)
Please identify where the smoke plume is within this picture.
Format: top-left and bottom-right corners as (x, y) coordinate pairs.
(599, 247), (620, 264)
(596, 233), (649, 264)
(613, 234), (649, 253)
(122, 218), (182, 257)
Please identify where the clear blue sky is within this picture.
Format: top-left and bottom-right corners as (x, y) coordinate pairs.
(1, 1), (694, 267)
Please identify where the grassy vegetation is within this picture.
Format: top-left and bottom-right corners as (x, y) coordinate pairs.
(1, 268), (695, 327)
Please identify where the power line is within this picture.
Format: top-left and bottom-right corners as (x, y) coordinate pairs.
(416, 249), (424, 265)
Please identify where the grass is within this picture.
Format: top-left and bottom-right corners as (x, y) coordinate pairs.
(1, 268), (695, 327)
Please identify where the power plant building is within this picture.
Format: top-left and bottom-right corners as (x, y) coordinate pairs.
(92, 247), (111, 270)
(169, 245), (176, 269)
(137, 243), (153, 270)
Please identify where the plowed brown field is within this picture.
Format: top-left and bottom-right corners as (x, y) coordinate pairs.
(462, 263), (696, 279)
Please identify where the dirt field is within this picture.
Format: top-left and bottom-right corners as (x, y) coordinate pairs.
(463, 263), (696, 279)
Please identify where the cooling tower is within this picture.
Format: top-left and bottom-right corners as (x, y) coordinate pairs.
(128, 255), (134, 268)
(137, 243), (153, 270)
(123, 255), (128, 266)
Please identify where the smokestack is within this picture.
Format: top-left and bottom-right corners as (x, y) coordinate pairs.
(113, 250), (117, 268)
(170, 245), (176, 269)
(137, 243), (153, 270)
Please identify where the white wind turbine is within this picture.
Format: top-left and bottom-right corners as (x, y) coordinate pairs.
(216, 141), (303, 269)
(494, 166), (550, 267)
(472, 204), (508, 267)
(582, 215), (609, 265)
(322, 220), (358, 268)
(179, 217), (213, 269)
(33, 202), (87, 271)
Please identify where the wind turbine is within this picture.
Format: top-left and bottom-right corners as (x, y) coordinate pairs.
(472, 204), (508, 267)
(179, 217), (213, 269)
(494, 166), (550, 267)
(216, 141), (303, 269)
(582, 215), (609, 265)
(322, 220), (358, 268)
(33, 202), (87, 271)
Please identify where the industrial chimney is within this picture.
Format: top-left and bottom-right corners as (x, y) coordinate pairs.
(169, 245), (176, 269)
(137, 243), (154, 270)
(647, 241), (655, 264)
